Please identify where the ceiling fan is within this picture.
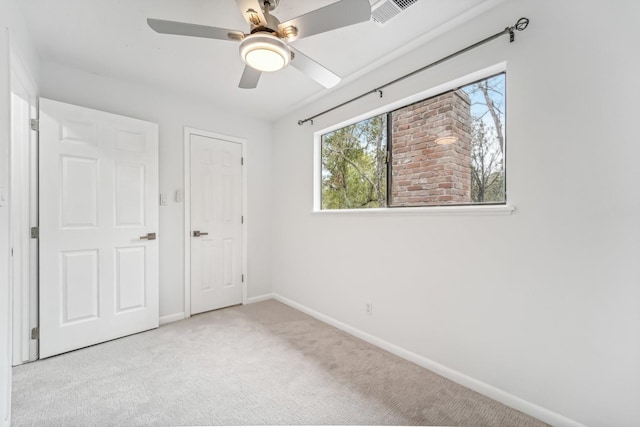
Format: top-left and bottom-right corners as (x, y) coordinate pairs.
(147, 0), (372, 89)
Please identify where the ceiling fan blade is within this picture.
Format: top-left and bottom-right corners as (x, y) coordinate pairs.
(235, 0), (267, 27)
(289, 47), (340, 88)
(238, 65), (262, 89)
(147, 18), (244, 41)
(278, 0), (371, 42)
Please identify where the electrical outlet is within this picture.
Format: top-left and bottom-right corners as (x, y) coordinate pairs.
(365, 302), (373, 316)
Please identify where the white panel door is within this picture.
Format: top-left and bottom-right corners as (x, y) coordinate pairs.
(39, 98), (159, 358)
(190, 134), (243, 314)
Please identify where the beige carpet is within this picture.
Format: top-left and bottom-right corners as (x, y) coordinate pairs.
(12, 300), (547, 426)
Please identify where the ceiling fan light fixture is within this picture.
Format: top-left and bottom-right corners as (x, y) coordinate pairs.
(239, 34), (291, 72)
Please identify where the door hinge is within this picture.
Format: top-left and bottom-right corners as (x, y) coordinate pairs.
(30, 119), (39, 132)
(30, 226), (39, 239)
(242, 274), (244, 283)
(241, 216), (244, 224)
(241, 157), (244, 166)
(31, 327), (39, 340)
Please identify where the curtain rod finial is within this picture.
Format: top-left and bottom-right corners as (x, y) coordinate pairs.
(516, 17), (529, 31)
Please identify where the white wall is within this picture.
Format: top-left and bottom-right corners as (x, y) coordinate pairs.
(271, 1), (640, 426)
(0, 0), (40, 425)
(39, 61), (274, 320)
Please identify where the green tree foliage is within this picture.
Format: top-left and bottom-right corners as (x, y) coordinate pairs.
(321, 115), (387, 209)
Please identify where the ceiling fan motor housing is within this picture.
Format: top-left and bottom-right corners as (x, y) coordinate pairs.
(250, 3), (281, 34)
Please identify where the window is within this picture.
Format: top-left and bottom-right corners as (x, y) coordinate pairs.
(321, 115), (388, 209)
(320, 72), (506, 210)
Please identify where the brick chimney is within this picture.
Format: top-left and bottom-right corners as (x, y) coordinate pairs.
(391, 89), (472, 206)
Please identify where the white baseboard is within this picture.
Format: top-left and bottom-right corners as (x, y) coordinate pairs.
(246, 293), (275, 304)
(273, 294), (584, 427)
(163, 295), (274, 324)
(159, 312), (185, 326)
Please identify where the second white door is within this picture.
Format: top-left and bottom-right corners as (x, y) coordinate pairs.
(190, 133), (243, 314)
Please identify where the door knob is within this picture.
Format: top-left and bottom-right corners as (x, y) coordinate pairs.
(193, 230), (209, 237)
(139, 232), (157, 240)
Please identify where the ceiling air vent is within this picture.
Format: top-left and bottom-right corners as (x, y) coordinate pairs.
(371, 0), (420, 25)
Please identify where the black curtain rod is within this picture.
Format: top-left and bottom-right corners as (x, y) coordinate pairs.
(297, 17), (530, 126)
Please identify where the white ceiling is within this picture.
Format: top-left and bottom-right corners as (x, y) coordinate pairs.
(18, 0), (499, 121)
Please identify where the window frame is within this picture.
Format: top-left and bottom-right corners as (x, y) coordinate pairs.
(387, 72), (507, 208)
(313, 63), (514, 215)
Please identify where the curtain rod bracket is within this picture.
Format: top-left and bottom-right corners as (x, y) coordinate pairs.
(297, 17), (530, 126)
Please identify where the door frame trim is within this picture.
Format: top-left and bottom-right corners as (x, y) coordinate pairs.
(183, 127), (248, 318)
(9, 45), (38, 365)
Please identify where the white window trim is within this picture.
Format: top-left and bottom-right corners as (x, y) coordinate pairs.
(312, 205), (514, 216)
(313, 62), (511, 215)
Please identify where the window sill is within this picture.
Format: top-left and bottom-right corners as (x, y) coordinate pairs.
(312, 204), (515, 216)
